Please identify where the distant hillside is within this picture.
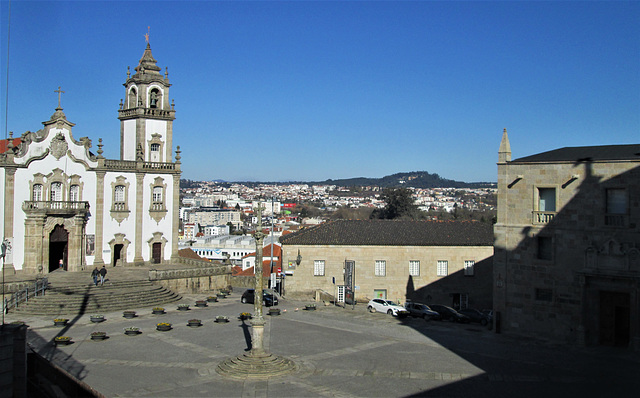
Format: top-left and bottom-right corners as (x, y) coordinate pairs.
(182, 171), (496, 189)
(316, 171), (495, 189)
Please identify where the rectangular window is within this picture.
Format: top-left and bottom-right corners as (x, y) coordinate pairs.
(375, 260), (386, 276)
(313, 260), (325, 276)
(153, 186), (163, 203)
(69, 185), (79, 202)
(409, 260), (420, 276)
(606, 188), (626, 214)
(50, 182), (63, 201)
(114, 185), (125, 203)
(535, 288), (553, 302)
(605, 188), (627, 226)
(537, 236), (553, 261)
(464, 260), (475, 276)
(538, 188), (556, 212)
(32, 184), (43, 201)
(437, 260), (448, 276)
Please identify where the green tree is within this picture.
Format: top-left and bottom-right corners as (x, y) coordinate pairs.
(371, 188), (423, 220)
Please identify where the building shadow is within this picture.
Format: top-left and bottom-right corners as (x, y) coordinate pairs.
(394, 162), (640, 396)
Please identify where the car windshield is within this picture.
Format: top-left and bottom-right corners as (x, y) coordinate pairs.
(385, 300), (398, 306)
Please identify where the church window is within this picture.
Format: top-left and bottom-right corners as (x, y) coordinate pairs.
(69, 185), (80, 202)
(153, 186), (163, 203)
(110, 177), (130, 223)
(114, 185), (125, 204)
(50, 182), (63, 201)
(33, 184), (43, 201)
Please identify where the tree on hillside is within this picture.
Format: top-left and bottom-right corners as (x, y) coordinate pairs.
(370, 188), (424, 220)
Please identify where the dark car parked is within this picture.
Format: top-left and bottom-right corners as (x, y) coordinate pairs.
(429, 304), (470, 323)
(404, 302), (441, 321)
(458, 308), (491, 326)
(241, 289), (278, 307)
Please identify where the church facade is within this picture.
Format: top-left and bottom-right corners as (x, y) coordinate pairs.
(0, 43), (181, 274)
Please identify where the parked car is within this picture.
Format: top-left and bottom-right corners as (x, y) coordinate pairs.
(241, 289), (278, 307)
(458, 308), (491, 326)
(404, 302), (441, 321)
(428, 304), (470, 323)
(367, 299), (409, 317)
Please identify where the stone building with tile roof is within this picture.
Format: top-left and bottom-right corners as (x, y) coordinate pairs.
(495, 129), (640, 350)
(280, 219), (494, 309)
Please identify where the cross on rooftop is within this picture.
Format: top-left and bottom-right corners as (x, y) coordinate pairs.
(54, 86), (64, 109)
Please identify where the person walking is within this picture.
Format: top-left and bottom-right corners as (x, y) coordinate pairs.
(99, 265), (107, 286)
(91, 267), (99, 286)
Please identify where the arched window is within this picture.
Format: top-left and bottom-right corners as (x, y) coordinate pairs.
(69, 185), (80, 201)
(128, 87), (137, 109)
(50, 182), (63, 201)
(150, 88), (161, 109)
(33, 184), (43, 201)
(153, 186), (163, 203)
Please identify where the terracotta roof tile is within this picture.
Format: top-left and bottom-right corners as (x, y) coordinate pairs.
(280, 219), (493, 246)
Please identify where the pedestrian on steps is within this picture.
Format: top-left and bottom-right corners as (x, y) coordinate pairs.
(91, 267), (99, 286)
(99, 265), (107, 286)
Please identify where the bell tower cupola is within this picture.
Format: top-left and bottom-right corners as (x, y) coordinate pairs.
(118, 40), (175, 163)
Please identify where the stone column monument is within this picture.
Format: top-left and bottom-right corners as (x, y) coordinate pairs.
(216, 205), (296, 379)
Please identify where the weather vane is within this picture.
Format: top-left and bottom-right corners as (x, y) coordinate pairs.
(145, 26), (150, 43)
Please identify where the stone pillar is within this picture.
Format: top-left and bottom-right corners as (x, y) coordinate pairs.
(170, 173), (180, 262)
(3, 167), (16, 273)
(133, 172), (144, 265)
(93, 171), (105, 266)
(22, 214), (45, 274)
(68, 214), (86, 272)
(251, 205), (266, 355)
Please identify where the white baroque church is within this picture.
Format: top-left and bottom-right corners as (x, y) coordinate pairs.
(0, 43), (181, 274)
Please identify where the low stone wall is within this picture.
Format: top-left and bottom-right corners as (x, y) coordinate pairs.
(149, 265), (232, 294)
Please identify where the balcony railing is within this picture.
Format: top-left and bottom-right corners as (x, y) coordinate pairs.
(604, 214), (627, 227)
(23, 201), (90, 215)
(104, 159), (176, 171)
(532, 211), (556, 225)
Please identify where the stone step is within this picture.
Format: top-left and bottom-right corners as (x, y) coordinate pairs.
(10, 270), (184, 315)
(11, 290), (182, 315)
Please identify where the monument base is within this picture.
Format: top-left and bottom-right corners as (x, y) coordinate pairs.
(216, 351), (297, 380)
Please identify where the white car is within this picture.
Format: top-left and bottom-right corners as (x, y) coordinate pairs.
(367, 299), (409, 317)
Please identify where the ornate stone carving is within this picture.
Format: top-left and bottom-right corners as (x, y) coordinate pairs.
(50, 133), (68, 160)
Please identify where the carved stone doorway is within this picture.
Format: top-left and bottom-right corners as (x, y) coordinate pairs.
(113, 244), (124, 267)
(49, 225), (68, 272)
(152, 242), (162, 264)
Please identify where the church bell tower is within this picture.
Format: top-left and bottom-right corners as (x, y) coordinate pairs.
(118, 42), (175, 163)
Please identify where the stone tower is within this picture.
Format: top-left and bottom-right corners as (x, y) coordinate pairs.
(118, 43), (175, 163)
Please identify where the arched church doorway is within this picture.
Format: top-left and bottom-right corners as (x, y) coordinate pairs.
(112, 244), (124, 267)
(49, 225), (68, 272)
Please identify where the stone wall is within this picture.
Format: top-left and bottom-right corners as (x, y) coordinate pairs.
(495, 158), (640, 349)
(282, 244), (494, 307)
(0, 324), (27, 397)
(149, 264), (232, 294)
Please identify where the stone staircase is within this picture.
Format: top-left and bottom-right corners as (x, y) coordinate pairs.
(9, 267), (182, 316)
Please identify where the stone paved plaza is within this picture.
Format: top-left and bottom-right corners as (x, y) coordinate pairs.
(7, 290), (640, 397)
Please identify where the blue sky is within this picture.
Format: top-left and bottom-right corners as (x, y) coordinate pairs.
(1, 1), (638, 183)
